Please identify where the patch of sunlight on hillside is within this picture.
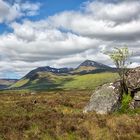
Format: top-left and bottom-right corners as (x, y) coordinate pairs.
(63, 72), (119, 90)
(10, 79), (29, 88)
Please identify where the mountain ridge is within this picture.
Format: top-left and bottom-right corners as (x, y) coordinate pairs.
(24, 60), (112, 79)
(8, 60), (116, 90)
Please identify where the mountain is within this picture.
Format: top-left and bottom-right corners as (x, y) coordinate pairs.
(24, 60), (111, 79)
(78, 60), (111, 69)
(9, 60), (115, 90)
(10, 66), (74, 89)
(70, 60), (112, 74)
(24, 66), (73, 79)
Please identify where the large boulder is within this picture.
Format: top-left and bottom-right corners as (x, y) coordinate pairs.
(83, 81), (122, 114)
(125, 67), (140, 93)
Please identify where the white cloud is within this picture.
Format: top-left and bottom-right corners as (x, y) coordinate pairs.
(0, 0), (40, 23)
(85, 0), (140, 23)
(0, 20), (102, 77)
(0, 0), (140, 78)
(49, 0), (140, 41)
(20, 1), (41, 16)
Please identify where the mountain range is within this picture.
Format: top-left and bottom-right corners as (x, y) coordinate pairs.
(24, 60), (112, 78)
(1, 60), (116, 90)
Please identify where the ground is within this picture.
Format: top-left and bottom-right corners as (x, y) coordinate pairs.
(0, 72), (140, 140)
(0, 90), (140, 140)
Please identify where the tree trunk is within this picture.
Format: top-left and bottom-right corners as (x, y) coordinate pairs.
(120, 78), (128, 95)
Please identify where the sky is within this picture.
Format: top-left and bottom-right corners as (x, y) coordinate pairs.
(0, 0), (140, 79)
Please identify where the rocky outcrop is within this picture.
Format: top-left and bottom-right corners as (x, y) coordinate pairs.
(83, 81), (122, 114)
(125, 67), (140, 94)
(124, 67), (140, 109)
(84, 67), (140, 114)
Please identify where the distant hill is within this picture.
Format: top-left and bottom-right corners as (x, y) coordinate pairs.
(9, 60), (117, 90)
(0, 79), (17, 89)
(24, 66), (73, 79)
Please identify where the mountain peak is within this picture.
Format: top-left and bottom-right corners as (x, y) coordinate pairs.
(79, 60), (96, 67)
(78, 60), (111, 69)
(23, 60), (111, 79)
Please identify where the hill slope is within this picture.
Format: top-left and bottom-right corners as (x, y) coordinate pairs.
(11, 72), (118, 91)
(10, 60), (117, 90)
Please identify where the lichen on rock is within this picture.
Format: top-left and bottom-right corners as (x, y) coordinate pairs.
(83, 81), (122, 114)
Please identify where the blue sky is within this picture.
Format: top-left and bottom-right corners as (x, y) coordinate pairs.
(37, 0), (86, 16)
(0, 0), (87, 33)
(0, 0), (140, 79)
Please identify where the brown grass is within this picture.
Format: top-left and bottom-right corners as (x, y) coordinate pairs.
(0, 91), (139, 140)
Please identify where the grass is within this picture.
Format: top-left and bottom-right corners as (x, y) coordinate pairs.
(63, 72), (118, 90)
(117, 93), (140, 115)
(11, 72), (119, 91)
(1, 72), (139, 139)
(0, 90), (139, 140)
(10, 79), (29, 88)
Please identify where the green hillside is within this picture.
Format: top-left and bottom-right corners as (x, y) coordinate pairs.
(11, 72), (119, 91)
(63, 72), (119, 90)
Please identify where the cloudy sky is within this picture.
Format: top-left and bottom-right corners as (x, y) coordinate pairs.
(0, 0), (140, 79)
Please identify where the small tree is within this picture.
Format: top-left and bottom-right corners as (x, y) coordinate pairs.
(105, 46), (131, 94)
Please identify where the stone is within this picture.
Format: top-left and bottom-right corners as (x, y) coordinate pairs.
(30, 92), (36, 95)
(125, 67), (140, 108)
(134, 91), (140, 101)
(130, 91), (140, 109)
(125, 67), (140, 93)
(83, 81), (122, 114)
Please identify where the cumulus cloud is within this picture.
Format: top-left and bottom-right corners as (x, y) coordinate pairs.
(0, 0), (140, 78)
(85, 0), (140, 23)
(0, 20), (102, 77)
(0, 0), (40, 23)
(49, 0), (140, 42)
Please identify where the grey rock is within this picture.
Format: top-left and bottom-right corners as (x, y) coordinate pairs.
(83, 81), (122, 114)
(134, 91), (140, 100)
(125, 67), (140, 92)
(130, 91), (140, 109)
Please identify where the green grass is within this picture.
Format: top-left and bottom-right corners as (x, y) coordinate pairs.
(117, 94), (140, 114)
(63, 72), (118, 90)
(10, 78), (29, 88)
(11, 72), (119, 91)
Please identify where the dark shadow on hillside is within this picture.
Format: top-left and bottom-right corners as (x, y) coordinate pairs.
(21, 77), (75, 91)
